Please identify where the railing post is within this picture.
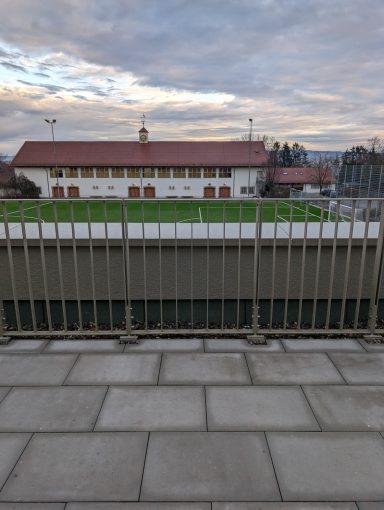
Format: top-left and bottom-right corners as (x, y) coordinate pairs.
(365, 202), (384, 340)
(248, 198), (266, 344)
(120, 200), (138, 344)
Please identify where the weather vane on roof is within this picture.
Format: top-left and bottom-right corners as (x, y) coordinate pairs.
(141, 113), (146, 128)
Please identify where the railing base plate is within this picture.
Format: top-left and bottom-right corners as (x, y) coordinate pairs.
(247, 334), (267, 345)
(0, 337), (11, 345)
(119, 335), (139, 345)
(363, 334), (383, 343)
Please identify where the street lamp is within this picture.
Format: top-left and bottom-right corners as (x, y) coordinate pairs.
(45, 119), (59, 187)
(248, 118), (253, 197)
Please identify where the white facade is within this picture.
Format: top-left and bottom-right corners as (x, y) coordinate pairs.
(16, 167), (266, 199)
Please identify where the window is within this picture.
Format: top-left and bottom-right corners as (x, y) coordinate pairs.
(127, 168), (141, 178)
(184, 185), (190, 190)
(108, 185), (114, 190)
(143, 167), (156, 178)
(111, 167), (125, 178)
(310, 184), (319, 189)
(173, 168), (186, 178)
(218, 167), (232, 178)
(50, 168), (64, 178)
(240, 186), (255, 194)
(80, 167), (94, 178)
(96, 167), (109, 178)
(203, 168), (216, 178)
(169, 185), (175, 190)
(65, 168), (78, 178)
(158, 168), (171, 178)
(188, 168), (201, 178)
(92, 185), (99, 190)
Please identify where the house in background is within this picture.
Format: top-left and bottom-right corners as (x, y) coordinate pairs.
(11, 127), (268, 199)
(274, 166), (336, 195)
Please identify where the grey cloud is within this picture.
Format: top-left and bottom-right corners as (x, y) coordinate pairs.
(1, 61), (28, 73)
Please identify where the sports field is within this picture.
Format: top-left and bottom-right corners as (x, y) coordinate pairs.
(0, 199), (334, 223)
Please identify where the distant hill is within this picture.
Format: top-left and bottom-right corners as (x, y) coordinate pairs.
(306, 150), (343, 161)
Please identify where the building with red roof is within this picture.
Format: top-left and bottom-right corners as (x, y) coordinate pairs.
(12, 127), (268, 198)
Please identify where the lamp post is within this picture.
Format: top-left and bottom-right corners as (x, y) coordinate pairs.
(248, 118), (253, 197)
(45, 119), (59, 187)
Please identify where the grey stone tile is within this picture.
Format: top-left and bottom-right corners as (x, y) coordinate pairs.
(141, 431), (280, 501)
(67, 504), (210, 510)
(205, 339), (283, 352)
(246, 353), (344, 385)
(329, 353), (384, 384)
(0, 432), (148, 501)
(206, 386), (319, 431)
(0, 434), (31, 489)
(124, 339), (204, 352)
(159, 353), (251, 385)
(0, 340), (48, 353)
(0, 355), (77, 386)
(44, 340), (124, 353)
(213, 505), (358, 510)
(0, 387), (107, 432)
(357, 504), (384, 510)
(95, 386), (206, 431)
(65, 353), (160, 385)
(0, 505), (65, 509)
(282, 339), (363, 352)
(303, 385), (384, 431)
(267, 432), (384, 500)
(359, 340), (384, 352)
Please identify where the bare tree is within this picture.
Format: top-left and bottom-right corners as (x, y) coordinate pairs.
(260, 141), (283, 197)
(310, 156), (335, 194)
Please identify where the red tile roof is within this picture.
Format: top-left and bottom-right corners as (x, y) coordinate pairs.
(12, 141), (268, 168)
(276, 167), (335, 184)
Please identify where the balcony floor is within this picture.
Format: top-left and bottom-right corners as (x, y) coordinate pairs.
(0, 338), (384, 507)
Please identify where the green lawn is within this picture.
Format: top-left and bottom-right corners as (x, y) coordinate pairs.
(0, 199), (333, 223)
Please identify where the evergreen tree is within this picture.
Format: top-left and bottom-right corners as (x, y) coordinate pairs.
(280, 142), (293, 167)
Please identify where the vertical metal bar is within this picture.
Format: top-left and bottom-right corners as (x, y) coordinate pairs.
(158, 201), (163, 331)
(53, 201), (67, 331)
(311, 203), (325, 329)
(86, 201), (98, 331)
(206, 201), (210, 330)
(325, 201), (340, 330)
(18, 201), (37, 331)
(141, 200), (148, 331)
(283, 200), (293, 329)
(70, 200), (83, 331)
(297, 201), (309, 328)
(1, 202), (21, 331)
(103, 201), (113, 331)
(368, 200), (384, 334)
(251, 199), (262, 335)
(190, 200), (194, 331)
(269, 200), (278, 331)
(36, 201), (52, 331)
(174, 200), (178, 329)
(354, 200), (371, 328)
(339, 200), (356, 330)
(221, 200), (226, 331)
(121, 200), (132, 336)
(236, 201), (242, 330)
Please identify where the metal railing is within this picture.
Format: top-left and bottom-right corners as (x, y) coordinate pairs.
(0, 198), (383, 338)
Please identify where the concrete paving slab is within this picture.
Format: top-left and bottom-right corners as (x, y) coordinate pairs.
(159, 353), (251, 385)
(282, 339), (363, 352)
(0, 432), (148, 502)
(65, 354), (161, 385)
(213, 504), (358, 510)
(0, 355), (77, 386)
(329, 353), (384, 384)
(206, 386), (319, 431)
(246, 353), (344, 385)
(141, 431), (280, 501)
(0, 387), (107, 432)
(124, 339), (204, 352)
(95, 386), (206, 431)
(44, 340), (124, 353)
(205, 339), (284, 352)
(0, 434), (30, 489)
(0, 340), (48, 353)
(357, 504), (384, 510)
(67, 504), (210, 509)
(267, 432), (384, 500)
(303, 385), (384, 431)
(359, 340), (384, 352)
(0, 504), (65, 509)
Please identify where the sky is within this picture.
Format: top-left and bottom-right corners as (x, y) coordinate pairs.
(1, 0), (383, 156)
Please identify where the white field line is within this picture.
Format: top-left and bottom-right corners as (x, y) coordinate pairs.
(4, 201), (53, 217)
(178, 217), (201, 223)
(280, 200), (324, 221)
(199, 208), (203, 223)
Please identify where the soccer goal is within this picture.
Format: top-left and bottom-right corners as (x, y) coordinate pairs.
(328, 201), (364, 221)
